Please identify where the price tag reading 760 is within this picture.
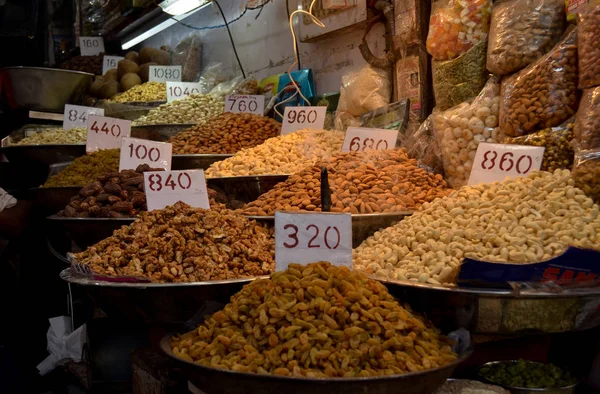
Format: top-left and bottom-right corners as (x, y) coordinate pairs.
(143, 170), (210, 211)
(280, 106), (327, 135)
(275, 212), (352, 271)
(225, 95), (265, 115)
(342, 127), (399, 152)
(119, 137), (172, 171)
(86, 115), (131, 153)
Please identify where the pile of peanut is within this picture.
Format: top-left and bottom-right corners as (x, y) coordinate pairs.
(169, 113), (281, 154)
(171, 262), (457, 377)
(73, 202), (274, 282)
(241, 149), (451, 215)
(354, 170), (600, 285)
(132, 94), (224, 125)
(205, 129), (344, 177)
(14, 127), (87, 145)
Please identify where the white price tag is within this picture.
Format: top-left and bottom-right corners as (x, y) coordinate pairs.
(63, 105), (105, 130)
(79, 36), (105, 56)
(149, 65), (182, 82)
(225, 95), (265, 115)
(342, 127), (398, 152)
(280, 106), (327, 135)
(468, 143), (545, 186)
(102, 56), (124, 75)
(167, 82), (203, 103)
(86, 115), (131, 153)
(119, 137), (172, 171)
(144, 170), (210, 211)
(275, 212), (352, 271)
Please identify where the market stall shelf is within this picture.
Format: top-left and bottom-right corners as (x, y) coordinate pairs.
(172, 153), (233, 171)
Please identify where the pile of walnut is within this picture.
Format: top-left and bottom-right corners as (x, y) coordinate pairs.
(72, 202), (274, 282)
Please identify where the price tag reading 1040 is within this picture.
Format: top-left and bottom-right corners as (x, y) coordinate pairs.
(86, 115), (131, 153)
(119, 137), (172, 171)
(143, 170), (210, 211)
(341, 127), (399, 152)
(63, 104), (105, 130)
(280, 106), (327, 135)
(167, 82), (203, 102)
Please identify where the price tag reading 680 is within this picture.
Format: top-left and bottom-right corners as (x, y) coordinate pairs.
(143, 170), (210, 211)
(119, 137), (172, 171)
(342, 127), (398, 152)
(280, 106), (327, 135)
(275, 211), (352, 271)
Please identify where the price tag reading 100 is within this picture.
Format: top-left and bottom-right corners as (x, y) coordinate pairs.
(280, 106), (327, 135)
(144, 170), (210, 211)
(63, 105), (105, 130)
(119, 137), (172, 171)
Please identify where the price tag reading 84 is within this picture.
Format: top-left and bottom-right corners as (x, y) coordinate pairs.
(280, 106), (327, 135)
(468, 142), (545, 186)
(149, 65), (182, 82)
(167, 82), (203, 103)
(144, 170), (210, 211)
(63, 104), (105, 130)
(86, 115), (131, 153)
(119, 137), (172, 171)
(79, 36), (105, 56)
(342, 127), (399, 152)
(275, 212), (352, 271)
(225, 95), (265, 115)
(102, 56), (124, 75)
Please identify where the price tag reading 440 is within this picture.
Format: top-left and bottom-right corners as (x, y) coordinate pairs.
(79, 36), (105, 56)
(102, 56), (124, 75)
(149, 65), (182, 82)
(275, 212), (352, 271)
(280, 106), (327, 135)
(167, 82), (202, 102)
(225, 95), (265, 115)
(468, 143), (545, 186)
(342, 127), (399, 152)
(144, 170), (210, 211)
(119, 137), (172, 171)
(86, 115), (131, 153)
(63, 104), (105, 130)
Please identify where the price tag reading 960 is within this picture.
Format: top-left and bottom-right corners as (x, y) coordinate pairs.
(79, 36), (105, 56)
(225, 95), (265, 115)
(63, 104), (105, 130)
(468, 143), (545, 186)
(149, 65), (182, 82)
(102, 56), (124, 75)
(119, 137), (172, 171)
(167, 82), (202, 102)
(144, 170), (210, 211)
(275, 212), (352, 271)
(342, 127), (399, 152)
(280, 106), (327, 135)
(86, 115), (131, 153)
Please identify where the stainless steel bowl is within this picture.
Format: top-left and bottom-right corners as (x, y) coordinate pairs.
(478, 361), (578, 394)
(1, 67), (94, 111)
(130, 123), (194, 141)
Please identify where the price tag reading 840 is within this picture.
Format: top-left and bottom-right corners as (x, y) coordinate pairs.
(119, 137), (172, 171)
(149, 65), (182, 82)
(102, 56), (124, 75)
(468, 142), (545, 186)
(79, 36), (105, 56)
(275, 212), (352, 271)
(86, 115), (131, 153)
(342, 127), (399, 152)
(167, 82), (203, 103)
(144, 170), (210, 211)
(280, 106), (327, 135)
(63, 104), (105, 130)
(225, 95), (265, 115)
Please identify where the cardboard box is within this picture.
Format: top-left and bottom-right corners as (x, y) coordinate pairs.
(394, 47), (430, 121)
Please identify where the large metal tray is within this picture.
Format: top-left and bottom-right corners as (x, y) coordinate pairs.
(130, 123), (194, 142)
(160, 335), (471, 394)
(206, 175), (289, 208)
(172, 154), (233, 171)
(48, 216), (134, 249)
(1, 128), (86, 166)
(34, 187), (81, 215)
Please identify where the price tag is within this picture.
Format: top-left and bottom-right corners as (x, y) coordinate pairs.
(149, 65), (182, 82)
(119, 137), (172, 171)
(102, 56), (124, 75)
(275, 212), (352, 271)
(63, 105), (105, 130)
(468, 143), (545, 186)
(79, 36), (105, 56)
(86, 115), (131, 153)
(225, 95), (265, 115)
(167, 82), (203, 103)
(144, 170), (210, 211)
(280, 106), (327, 135)
(342, 127), (399, 152)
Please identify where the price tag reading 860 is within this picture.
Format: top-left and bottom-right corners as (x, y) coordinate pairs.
(341, 127), (399, 152)
(63, 104), (105, 130)
(144, 170), (210, 211)
(468, 142), (545, 186)
(274, 212), (352, 271)
(225, 95), (265, 115)
(86, 115), (131, 153)
(280, 106), (327, 135)
(119, 137), (172, 171)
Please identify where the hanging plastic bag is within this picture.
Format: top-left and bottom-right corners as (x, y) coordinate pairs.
(401, 115), (445, 175)
(573, 87), (600, 151)
(172, 33), (202, 82)
(336, 65), (391, 117)
(572, 149), (600, 205)
(197, 62), (230, 94)
(577, 1), (600, 89)
(231, 77), (259, 95)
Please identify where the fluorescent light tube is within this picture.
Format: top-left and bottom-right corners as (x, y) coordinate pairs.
(159, 0), (209, 16)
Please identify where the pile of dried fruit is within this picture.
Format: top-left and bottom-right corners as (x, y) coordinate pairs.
(171, 262), (457, 377)
(43, 149), (120, 188)
(108, 82), (167, 103)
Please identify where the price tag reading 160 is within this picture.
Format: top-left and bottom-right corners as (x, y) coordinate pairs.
(468, 143), (545, 186)
(86, 115), (131, 153)
(119, 137), (172, 171)
(280, 106), (327, 135)
(143, 170), (210, 211)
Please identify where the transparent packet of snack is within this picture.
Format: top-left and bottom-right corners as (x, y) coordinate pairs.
(577, 0), (600, 90)
(572, 148), (600, 205)
(573, 86), (600, 151)
(172, 33), (202, 82)
(401, 114), (444, 175)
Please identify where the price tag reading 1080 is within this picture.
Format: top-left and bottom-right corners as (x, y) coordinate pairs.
(280, 106), (327, 135)
(86, 115), (131, 153)
(119, 137), (172, 171)
(143, 170), (210, 211)
(63, 104), (105, 130)
(149, 65), (182, 82)
(341, 127), (399, 152)
(274, 212), (352, 271)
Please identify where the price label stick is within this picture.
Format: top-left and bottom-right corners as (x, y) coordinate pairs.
(79, 37), (105, 56)
(342, 127), (399, 152)
(119, 137), (172, 171)
(280, 106), (327, 135)
(225, 95), (265, 115)
(321, 166), (331, 212)
(86, 115), (131, 153)
(468, 143), (545, 186)
(275, 212), (352, 271)
(167, 82), (203, 102)
(149, 65), (182, 82)
(63, 104), (105, 130)
(102, 56), (124, 75)
(144, 170), (210, 211)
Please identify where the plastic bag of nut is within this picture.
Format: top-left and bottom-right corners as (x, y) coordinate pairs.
(433, 76), (503, 188)
(573, 87), (600, 151)
(578, 1), (600, 89)
(500, 26), (578, 137)
(401, 115), (445, 175)
(486, 0), (565, 76)
(572, 149), (600, 205)
(172, 33), (202, 82)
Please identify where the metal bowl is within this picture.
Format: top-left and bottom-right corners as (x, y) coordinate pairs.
(206, 175), (289, 207)
(48, 216), (135, 249)
(34, 187), (81, 215)
(130, 123), (194, 142)
(160, 335), (471, 394)
(172, 154), (233, 170)
(1, 67), (94, 111)
(478, 361), (578, 394)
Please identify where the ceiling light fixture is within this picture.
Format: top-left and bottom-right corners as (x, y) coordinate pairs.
(159, 0), (210, 16)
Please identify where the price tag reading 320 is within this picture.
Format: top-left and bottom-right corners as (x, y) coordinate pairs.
(342, 127), (399, 152)
(468, 143), (545, 186)
(149, 65), (182, 82)
(225, 95), (265, 115)
(119, 137), (172, 171)
(86, 115), (131, 153)
(275, 212), (352, 271)
(280, 106), (327, 135)
(144, 170), (210, 211)
(63, 104), (105, 130)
